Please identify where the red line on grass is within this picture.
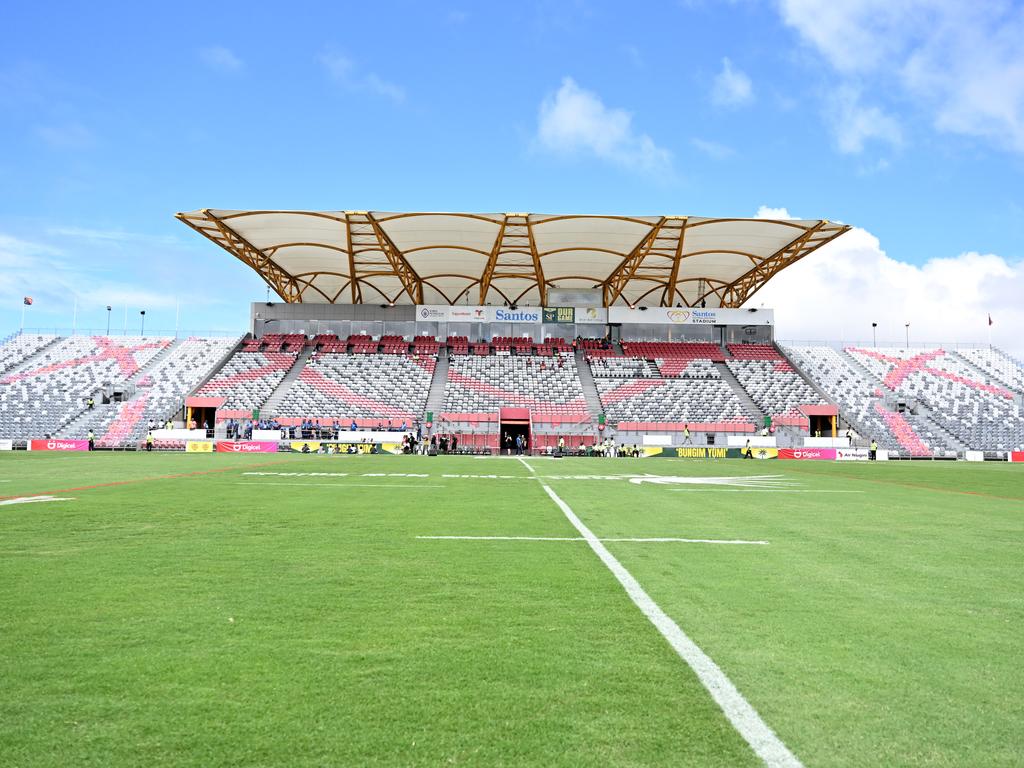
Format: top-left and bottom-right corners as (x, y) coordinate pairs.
(780, 465), (1024, 502)
(0, 458), (297, 500)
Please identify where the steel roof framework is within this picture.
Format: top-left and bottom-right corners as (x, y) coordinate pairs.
(176, 210), (850, 308)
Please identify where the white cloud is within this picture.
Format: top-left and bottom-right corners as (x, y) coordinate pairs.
(711, 57), (753, 107)
(750, 223), (1024, 357)
(754, 206), (796, 219)
(0, 233), (184, 319)
(320, 50), (405, 103)
(778, 0), (1024, 154)
(828, 86), (902, 153)
(199, 46), (243, 73)
(536, 77), (673, 176)
(691, 137), (735, 158)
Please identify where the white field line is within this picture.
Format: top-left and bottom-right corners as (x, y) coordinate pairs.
(0, 495), (74, 506)
(517, 457), (802, 768)
(667, 489), (863, 493)
(232, 482), (447, 488)
(417, 535), (768, 545)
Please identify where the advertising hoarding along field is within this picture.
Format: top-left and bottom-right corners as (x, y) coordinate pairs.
(185, 441), (214, 453)
(778, 448), (837, 460)
(215, 441), (278, 453)
(29, 439), (88, 452)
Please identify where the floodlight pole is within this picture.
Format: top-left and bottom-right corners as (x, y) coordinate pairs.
(106, 305), (112, 336)
(871, 322), (878, 347)
(904, 323), (909, 348)
(140, 310), (146, 337)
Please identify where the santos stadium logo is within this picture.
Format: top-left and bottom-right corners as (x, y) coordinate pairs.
(666, 309), (690, 323)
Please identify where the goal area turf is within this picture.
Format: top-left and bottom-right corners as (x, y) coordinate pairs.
(1, 452), (1022, 766)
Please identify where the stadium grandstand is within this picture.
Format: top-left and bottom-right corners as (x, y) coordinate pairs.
(2, 210), (1022, 459)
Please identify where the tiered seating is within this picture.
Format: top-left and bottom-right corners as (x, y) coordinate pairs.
(447, 336), (470, 355)
(847, 347), (1024, 451)
(443, 353), (588, 416)
(60, 337), (239, 445)
(412, 335), (441, 355)
(621, 341), (725, 362)
(0, 334), (57, 375)
(195, 349), (298, 411)
(655, 359), (721, 379)
(597, 377), (753, 426)
(260, 333), (307, 352)
(0, 336), (169, 439)
(275, 352), (435, 420)
(956, 348), (1024, 394)
(588, 357), (659, 379)
(726, 358), (825, 420)
(726, 343), (781, 360)
(781, 345), (939, 455)
(348, 334), (379, 354)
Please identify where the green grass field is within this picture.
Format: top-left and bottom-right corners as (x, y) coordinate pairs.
(1, 452), (1022, 766)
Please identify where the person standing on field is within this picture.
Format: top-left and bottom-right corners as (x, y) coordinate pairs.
(869, 439), (878, 461)
(87, 429), (95, 451)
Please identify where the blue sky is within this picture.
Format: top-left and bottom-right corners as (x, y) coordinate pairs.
(1, 1), (1022, 350)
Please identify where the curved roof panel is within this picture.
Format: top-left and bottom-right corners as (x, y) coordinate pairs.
(176, 210), (850, 307)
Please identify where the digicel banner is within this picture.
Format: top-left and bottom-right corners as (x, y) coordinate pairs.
(30, 439), (89, 452)
(1010, 451), (1024, 463)
(215, 441), (278, 453)
(778, 448), (837, 460)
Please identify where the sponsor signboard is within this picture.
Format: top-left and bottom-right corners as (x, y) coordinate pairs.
(448, 306), (488, 322)
(0, 439), (12, 451)
(835, 448), (870, 461)
(185, 441), (214, 453)
(215, 440), (278, 453)
(29, 439), (88, 452)
(779, 448), (837, 460)
(574, 306), (607, 324)
(607, 306), (774, 326)
(670, 446), (731, 458)
(726, 447), (779, 459)
(1011, 451), (1024, 463)
(490, 307), (542, 323)
(542, 307), (575, 324)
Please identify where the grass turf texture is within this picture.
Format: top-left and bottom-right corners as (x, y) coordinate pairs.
(0, 453), (1021, 766)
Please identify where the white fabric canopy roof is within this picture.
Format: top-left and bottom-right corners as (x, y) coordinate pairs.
(176, 210), (850, 308)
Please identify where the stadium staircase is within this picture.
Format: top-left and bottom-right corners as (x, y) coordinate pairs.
(774, 344), (837, 406)
(185, 336), (246, 396)
(574, 349), (605, 420)
(57, 339), (184, 442)
(262, 346), (316, 415)
(714, 361), (765, 424)
(423, 346), (449, 419)
(912, 411), (965, 454)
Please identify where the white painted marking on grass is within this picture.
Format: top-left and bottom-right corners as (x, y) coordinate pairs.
(0, 495), (74, 506)
(517, 457), (802, 768)
(417, 535), (768, 545)
(232, 482), (446, 488)
(667, 489), (863, 493)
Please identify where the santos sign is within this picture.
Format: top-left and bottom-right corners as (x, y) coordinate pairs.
(607, 307), (774, 326)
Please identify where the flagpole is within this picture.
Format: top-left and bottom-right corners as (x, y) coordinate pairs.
(20, 302), (26, 333)
(123, 305), (127, 335)
(73, 299), (77, 335)
(175, 298), (180, 338)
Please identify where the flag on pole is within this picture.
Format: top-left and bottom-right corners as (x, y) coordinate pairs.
(23, 296), (33, 306)
(988, 314), (993, 326)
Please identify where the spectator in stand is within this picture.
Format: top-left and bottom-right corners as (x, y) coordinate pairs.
(376, 421), (384, 431)
(351, 420), (358, 431)
(87, 397), (95, 410)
